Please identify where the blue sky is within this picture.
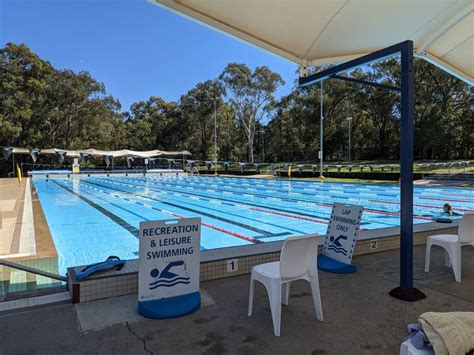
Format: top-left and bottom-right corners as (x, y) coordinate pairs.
(1, 0), (298, 111)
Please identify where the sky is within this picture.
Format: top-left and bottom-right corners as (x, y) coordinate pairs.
(0, 0), (299, 111)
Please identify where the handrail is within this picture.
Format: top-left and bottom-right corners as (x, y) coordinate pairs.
(0, 259), (67, 282)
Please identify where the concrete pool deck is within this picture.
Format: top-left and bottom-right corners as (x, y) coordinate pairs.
(0, 178), (59, 296)
(0, 178), (28, 256)
(0, 178), (56, 260)
(0, 245), (472, 354)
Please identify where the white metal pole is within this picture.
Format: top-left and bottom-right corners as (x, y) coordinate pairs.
(347, 116), (352, 163)
(349, 119), (352, 162)
(320, 80), (324, 178)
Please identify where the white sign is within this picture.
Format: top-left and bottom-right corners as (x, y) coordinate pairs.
(323, 203), (363, 264)
(227, 259), (238, 273)
(138, 218), (201, 302)
(370, 240), (378, 250)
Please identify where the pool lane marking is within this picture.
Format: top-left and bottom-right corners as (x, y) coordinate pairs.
(82, 179), (268, 243)
(124, 176), (333, 219)
(51, 180), (140, 237)
(130, 185), (308, 234)
(143, 177), (392, 213)
(107, 176), (336, 223)
(93, 180), (327, 229)
(191, 180), (435, 220)
(86, 178), (273, 238)
(419, 196), (474, 203)
(193, 176), (403, 198)
(186, 176), (472, 205)
(135, 177), (433, 221)
(198, 175), (473, 198)
(87, 178), (304, 237)
(138, 182), (374, 230)
(368, 199), (474, 213)
(250, 207), (329, 225)
(56, 181), (208, 250)
(77, 180), (263, 244)
(441, 193), (474, 199)
(120, 176), (400, 226)
(156, 193), (307, 235)
(169, 210), (268, 243)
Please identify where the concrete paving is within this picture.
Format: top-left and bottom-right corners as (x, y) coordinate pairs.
(0, 245), (473, 355)
(75, 290), (215, 332)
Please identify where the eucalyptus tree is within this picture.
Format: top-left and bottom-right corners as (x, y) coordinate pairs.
(125, 96), (178, 151)
(219, 63), (284, 163)
(179, 80), (224, 160)
(0, 43), (124, 151)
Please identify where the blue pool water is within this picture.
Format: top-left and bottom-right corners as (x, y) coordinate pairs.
(33, 175), (474, 275)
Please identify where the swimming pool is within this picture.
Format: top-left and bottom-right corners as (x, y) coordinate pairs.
(33, 175), (474, 275)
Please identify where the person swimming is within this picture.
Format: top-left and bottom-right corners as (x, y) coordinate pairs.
(442, 203), (461, 216)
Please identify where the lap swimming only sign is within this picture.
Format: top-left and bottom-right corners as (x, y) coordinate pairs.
(138, 218), (201, 318)
(318, 202), (363, 274)
(323, 202), (363, 265)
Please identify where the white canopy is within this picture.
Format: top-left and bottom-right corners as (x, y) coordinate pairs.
(5, 148), (191, 158)
(152, 0), (473, 85)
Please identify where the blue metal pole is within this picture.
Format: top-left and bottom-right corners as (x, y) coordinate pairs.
(298, 41), (425, 300)
(399, 41), (414, 289)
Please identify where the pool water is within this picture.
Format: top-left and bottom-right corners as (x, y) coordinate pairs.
(33, 175), (474, 275)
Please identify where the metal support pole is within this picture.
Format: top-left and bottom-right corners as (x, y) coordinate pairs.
(348, 117), (352, 162)
(399, 41), (414, 290)
(320, 81), (324, 178)
(299, 40), (425, 301)
(214, 100), (218, 176)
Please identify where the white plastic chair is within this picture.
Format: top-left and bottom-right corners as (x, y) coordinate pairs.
(248, 234), (323, 336)
(425, 213), (474, 282)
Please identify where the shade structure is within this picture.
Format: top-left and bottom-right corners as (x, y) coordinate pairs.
(1, 147), (192, 159)
(152, 0), (473, 85)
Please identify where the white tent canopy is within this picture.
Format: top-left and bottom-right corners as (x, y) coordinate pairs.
(152, 0), (473, 85)
(5, 147), (191, 158)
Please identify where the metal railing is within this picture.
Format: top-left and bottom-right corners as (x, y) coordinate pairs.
(0, 259), (67, 282)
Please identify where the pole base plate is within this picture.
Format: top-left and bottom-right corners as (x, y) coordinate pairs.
(389, 287), (426, 302)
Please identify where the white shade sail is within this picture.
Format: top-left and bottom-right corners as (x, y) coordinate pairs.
(4, 148), (191, 158)
(152, 0), (473, 85)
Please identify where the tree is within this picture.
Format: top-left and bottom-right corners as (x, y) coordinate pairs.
(0, 43), (124, 150)
(125, 96), (179, 151)
(219, 63), (284, 163)
(179, 80), (224, 160)
(1, 42), (472, 178)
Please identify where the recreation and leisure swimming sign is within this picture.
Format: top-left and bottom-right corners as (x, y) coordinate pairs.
(138, 218), (201, 318)
(318, 202), (364, 274)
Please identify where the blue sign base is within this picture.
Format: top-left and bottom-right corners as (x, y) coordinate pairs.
(138, 291), (201, 319)
(318, 254), (357, 274)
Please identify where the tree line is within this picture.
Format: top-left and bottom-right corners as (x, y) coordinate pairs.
(1, 43), (472, 175)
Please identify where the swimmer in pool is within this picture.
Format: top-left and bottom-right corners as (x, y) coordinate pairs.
(442, 203), (461, 216)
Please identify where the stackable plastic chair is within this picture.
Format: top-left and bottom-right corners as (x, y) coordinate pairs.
(248, 234), (323, 336)
(425, 213), (474, 282)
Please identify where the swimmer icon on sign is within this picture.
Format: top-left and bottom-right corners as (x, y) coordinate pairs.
(149, 260), (191, 290)
(327, 235), (349, 256)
